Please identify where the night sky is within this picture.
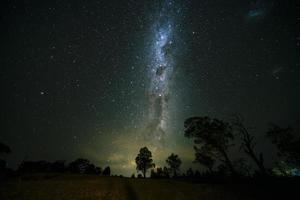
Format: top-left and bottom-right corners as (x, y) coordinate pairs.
(1, 0), (298, 176)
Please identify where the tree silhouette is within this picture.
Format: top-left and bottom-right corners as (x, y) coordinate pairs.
(232, 116), (267, 175)
(18, 160), (51, 173)
(194, 149), (215, 173)
(135, 147), (155, 178)
(156, 167), (163, 178)
(102, 166), (111, 176)
(186, 168), (194, 177)
(233, 158), (251, 177)
(50, 160), (65, 172)
(184, 116), (238, 176)
(166, 153), (182, 177)
(163, 166), (170, 178)
(267, 124), (300, 166)
(68, 158), (90, 173)
(150, 169), (156, 178)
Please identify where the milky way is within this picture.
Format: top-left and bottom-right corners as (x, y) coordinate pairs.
(147, 0), (180, 143)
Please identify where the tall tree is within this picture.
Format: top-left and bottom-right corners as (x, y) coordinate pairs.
(166, 153), (182, 177)
(184, 116), (238, 176)
(232, 116), (267, 175)
(135, 147), (155, 178)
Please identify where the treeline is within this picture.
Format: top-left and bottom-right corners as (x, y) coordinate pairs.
(134, 148), (182, 178)
(183, 116), (300, 177)
(1, 115), (300, 180)
(0, 155), (111, 180)
(133, 115), (300, 179)
(18, 158), (111, 176)
(149, 167), (235, 180)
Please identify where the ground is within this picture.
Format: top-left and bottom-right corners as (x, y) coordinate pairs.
(0, 174), (297, 200)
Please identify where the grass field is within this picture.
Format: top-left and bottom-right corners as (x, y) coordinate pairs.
(0, 174), (296, 200)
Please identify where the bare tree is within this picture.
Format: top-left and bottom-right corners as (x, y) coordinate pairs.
(232, 115), (267, 175)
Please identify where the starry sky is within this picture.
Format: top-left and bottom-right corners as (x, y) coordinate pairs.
(1, 0), (298, 176)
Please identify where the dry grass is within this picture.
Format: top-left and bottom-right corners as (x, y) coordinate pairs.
(0, 174), (259, 200)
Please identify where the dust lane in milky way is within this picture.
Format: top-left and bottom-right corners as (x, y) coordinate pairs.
(147, 0), (181, 144)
